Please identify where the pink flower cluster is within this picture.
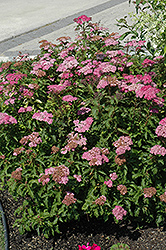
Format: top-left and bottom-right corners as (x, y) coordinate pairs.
(73, 174), (82, 182)
(135, 85), (160, 100)
(78, 242), (101, 250)
(77, 61), (96, 75)
(32, 110), (53, 124)
(61, 132), (87, 154)
(18, 106), (32, 113)
(97, 79), (109, 89)
(30, 53), (56, 76)
(77, 107), (91, 115)
(47, 81), (71, 94)
(57, 56), (79, 72)
(13, 147), (25, 156)
(5, 72), (27, 85)
(155, 117), (166, 138)
(62, 95), (77, 102)
(52, 165), (70, 185)
(38, 173), (50, 185)
(95, 195), (106, 205)
(38, 165), (70, 185)
(125, 40), (146, 48)
(150, 145), (166, 156)
(73, 15), (91, 25)
(73, 117), (93, 132)
(112, 205), (127, 220)
(62, 192), (77, 206)
(93, 62), (116, 77)
(19, 132), (42, 147)
(0, 112), (17, 124)
(113, 136), (133, 155)
(142, 58), (156, 67)
(104, 38), (119, 46)
(82, 147), (109, 166)
(104, 172), (118, 187)
(22, 89), (34, 98)
(4, 97), (16, 105)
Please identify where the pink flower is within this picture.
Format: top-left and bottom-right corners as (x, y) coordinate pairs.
(57, 56), (79, 72)
(97, 79), (109, 89)
(77, 107), (91, 115)
(0, 112), (17, 124)
(112, 205), (127, 220)
(155, 125), (166, 138)
(61, 132), (87, 154)
(45, 167), (55, 175)
(109, 172), (118, 180)
(104, 38), (119, 46)
(95, 195), (106, 205)
(104, 179), (113, 187)
(142, 58), (156, 67)
(62, 192), (77, 206)
(19, 132), (42, 147)
(74, 117), (93, 133)
(18, 106), (32, 113)
(32, 110), (53, 124)
(62, 95), (77, 102)
(82, 147), (109, 166)
(52, 165), (70, 185)
(38, 173), (50, 185)
(73, 15), (91, 24)
(150, 145), (166, 156)
(159, 117), (166, 126)
(113, 136), (133, 155)
(73, 174), (82, 182)
(135, 85), (160, 100)
(4, 97), (15, 105)
(78, 243), (101, 250)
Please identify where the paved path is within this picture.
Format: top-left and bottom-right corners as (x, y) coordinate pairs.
(0, 0), (136, 61)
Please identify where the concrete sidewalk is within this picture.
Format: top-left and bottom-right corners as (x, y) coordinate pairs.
(0, 0), (136, 61)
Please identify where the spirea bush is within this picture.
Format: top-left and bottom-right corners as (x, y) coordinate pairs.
(0, 14), (166, 238)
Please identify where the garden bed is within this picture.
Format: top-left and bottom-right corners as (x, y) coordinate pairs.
(1, 189), (166, 250)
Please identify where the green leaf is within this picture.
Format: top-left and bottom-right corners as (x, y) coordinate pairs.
(119, 31), (132, 40)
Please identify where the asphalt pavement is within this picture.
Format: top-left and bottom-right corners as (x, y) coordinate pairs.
(0, 0), (136, 61)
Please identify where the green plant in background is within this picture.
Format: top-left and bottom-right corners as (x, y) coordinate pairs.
(0, 13), (166, 238)
(110, 242), (130, 250)
(117, 0), (166, 58)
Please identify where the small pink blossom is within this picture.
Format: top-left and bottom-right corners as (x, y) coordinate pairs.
(78, 242), (101, 250)
(82, 147), (109, 166)
(77, 107), (91, 115)
(95, 195), (106, 205)
(32, 110), (53, 124)
(150, 145), (166, 156)
(112, 205), (127, 220)
(109, 172), (118, 180)
(73, 174), (82, 182)
(104, 179), (113, 187)
(73, 15), (91, 24)
(62, 95), (77, 102)
(62, 192), (77, 206)
(38, 173), (50, 185)
(0, 112), (17, 124)
(74, 117), (93, 133)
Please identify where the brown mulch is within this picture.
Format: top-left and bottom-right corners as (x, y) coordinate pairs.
(0, 189), (166, 250)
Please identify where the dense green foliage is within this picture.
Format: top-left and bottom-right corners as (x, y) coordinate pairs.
(0, 12), (165, 238)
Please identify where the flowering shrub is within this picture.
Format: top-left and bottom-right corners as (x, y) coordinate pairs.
(0, 13), (166, 238)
